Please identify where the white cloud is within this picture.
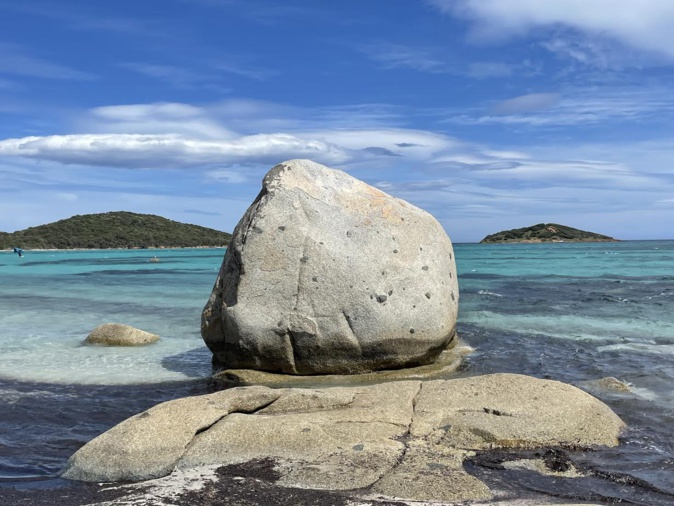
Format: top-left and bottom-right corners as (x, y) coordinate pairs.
(429, 0), (674, 59)
(10, 97), (650, 216)
(0, 133), (350, 168)
(0, 100), (469, 170)
(2, 98), (674, 242)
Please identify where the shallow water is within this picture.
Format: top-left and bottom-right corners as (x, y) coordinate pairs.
(0, 248), (219, 384)
(0, 242), (673, 502)
(455, 241), (674, 502)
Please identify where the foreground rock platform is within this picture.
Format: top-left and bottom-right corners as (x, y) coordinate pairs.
(202, 159), (460, 375)
(62, 373), (624, 504)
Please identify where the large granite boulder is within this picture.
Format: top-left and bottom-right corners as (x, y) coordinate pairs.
(202, 159), (459, 374)
(84, 323), (159, 346)
(61, 373), (625, 504)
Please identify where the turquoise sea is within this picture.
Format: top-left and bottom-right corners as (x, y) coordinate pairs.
(1, 242), (673, 503)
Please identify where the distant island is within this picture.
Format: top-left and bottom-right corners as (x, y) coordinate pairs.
(0, 211), (231, 250)
(480, 223), (618, 244)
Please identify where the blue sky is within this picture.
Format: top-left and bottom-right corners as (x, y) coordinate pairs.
(2, 0), (674, 242)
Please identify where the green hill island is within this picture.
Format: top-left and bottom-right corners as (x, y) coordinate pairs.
(0, 211), (231, 250)
(480, 223), (618, 244)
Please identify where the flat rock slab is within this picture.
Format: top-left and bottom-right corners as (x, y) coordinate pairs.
(62, 373), (625, 504)
(85, 323), (160, 346)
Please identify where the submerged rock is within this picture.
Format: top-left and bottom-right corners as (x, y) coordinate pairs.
(578, 376), (632, 393)
(202, 159), (459, 374)
(84, 323), (159, 346)
(61, 373), (625, 503)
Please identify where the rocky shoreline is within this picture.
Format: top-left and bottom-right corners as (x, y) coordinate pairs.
(2, 368), (670, 506)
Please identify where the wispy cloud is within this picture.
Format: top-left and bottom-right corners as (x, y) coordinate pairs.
(73, 17), (162, 37)
(0, 43), (96, 81)
(540, 33), (670, 72)
(466, 59), (541, 78)
(214, 62), (278, 80)
(465, 61), (514, 78)
(180, 0), (322, 25)
(119, 63), (223, 90)
(448, 86), (674, 126)
(428, 0), (674, 60)
(489, 93), (561, 115)
(0, 1), (164, 38)
(360, 43), (447, 73)
(359, 42), (542, 80)
(84, 102), (235, 139)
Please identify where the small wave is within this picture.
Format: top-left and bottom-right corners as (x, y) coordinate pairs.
(597, 342), (674, 356)
(647, 290), (674, 300)
(581, 295), (632, 304)
(477, 290), (503, 297)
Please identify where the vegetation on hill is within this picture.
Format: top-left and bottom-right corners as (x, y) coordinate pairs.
(0, 212), (231, 250)
(480, 223), (618, 244)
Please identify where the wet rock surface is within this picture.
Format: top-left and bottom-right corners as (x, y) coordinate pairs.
(213, 344), (471, 388)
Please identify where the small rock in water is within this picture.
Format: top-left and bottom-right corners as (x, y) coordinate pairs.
(85, 323), (160, 346)
(201, 159), (459, 375)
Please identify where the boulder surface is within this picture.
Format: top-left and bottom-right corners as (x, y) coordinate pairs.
(85, 323), (159, 346)
(202, 159), (459, 374)
(61, 373), (625, 504)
